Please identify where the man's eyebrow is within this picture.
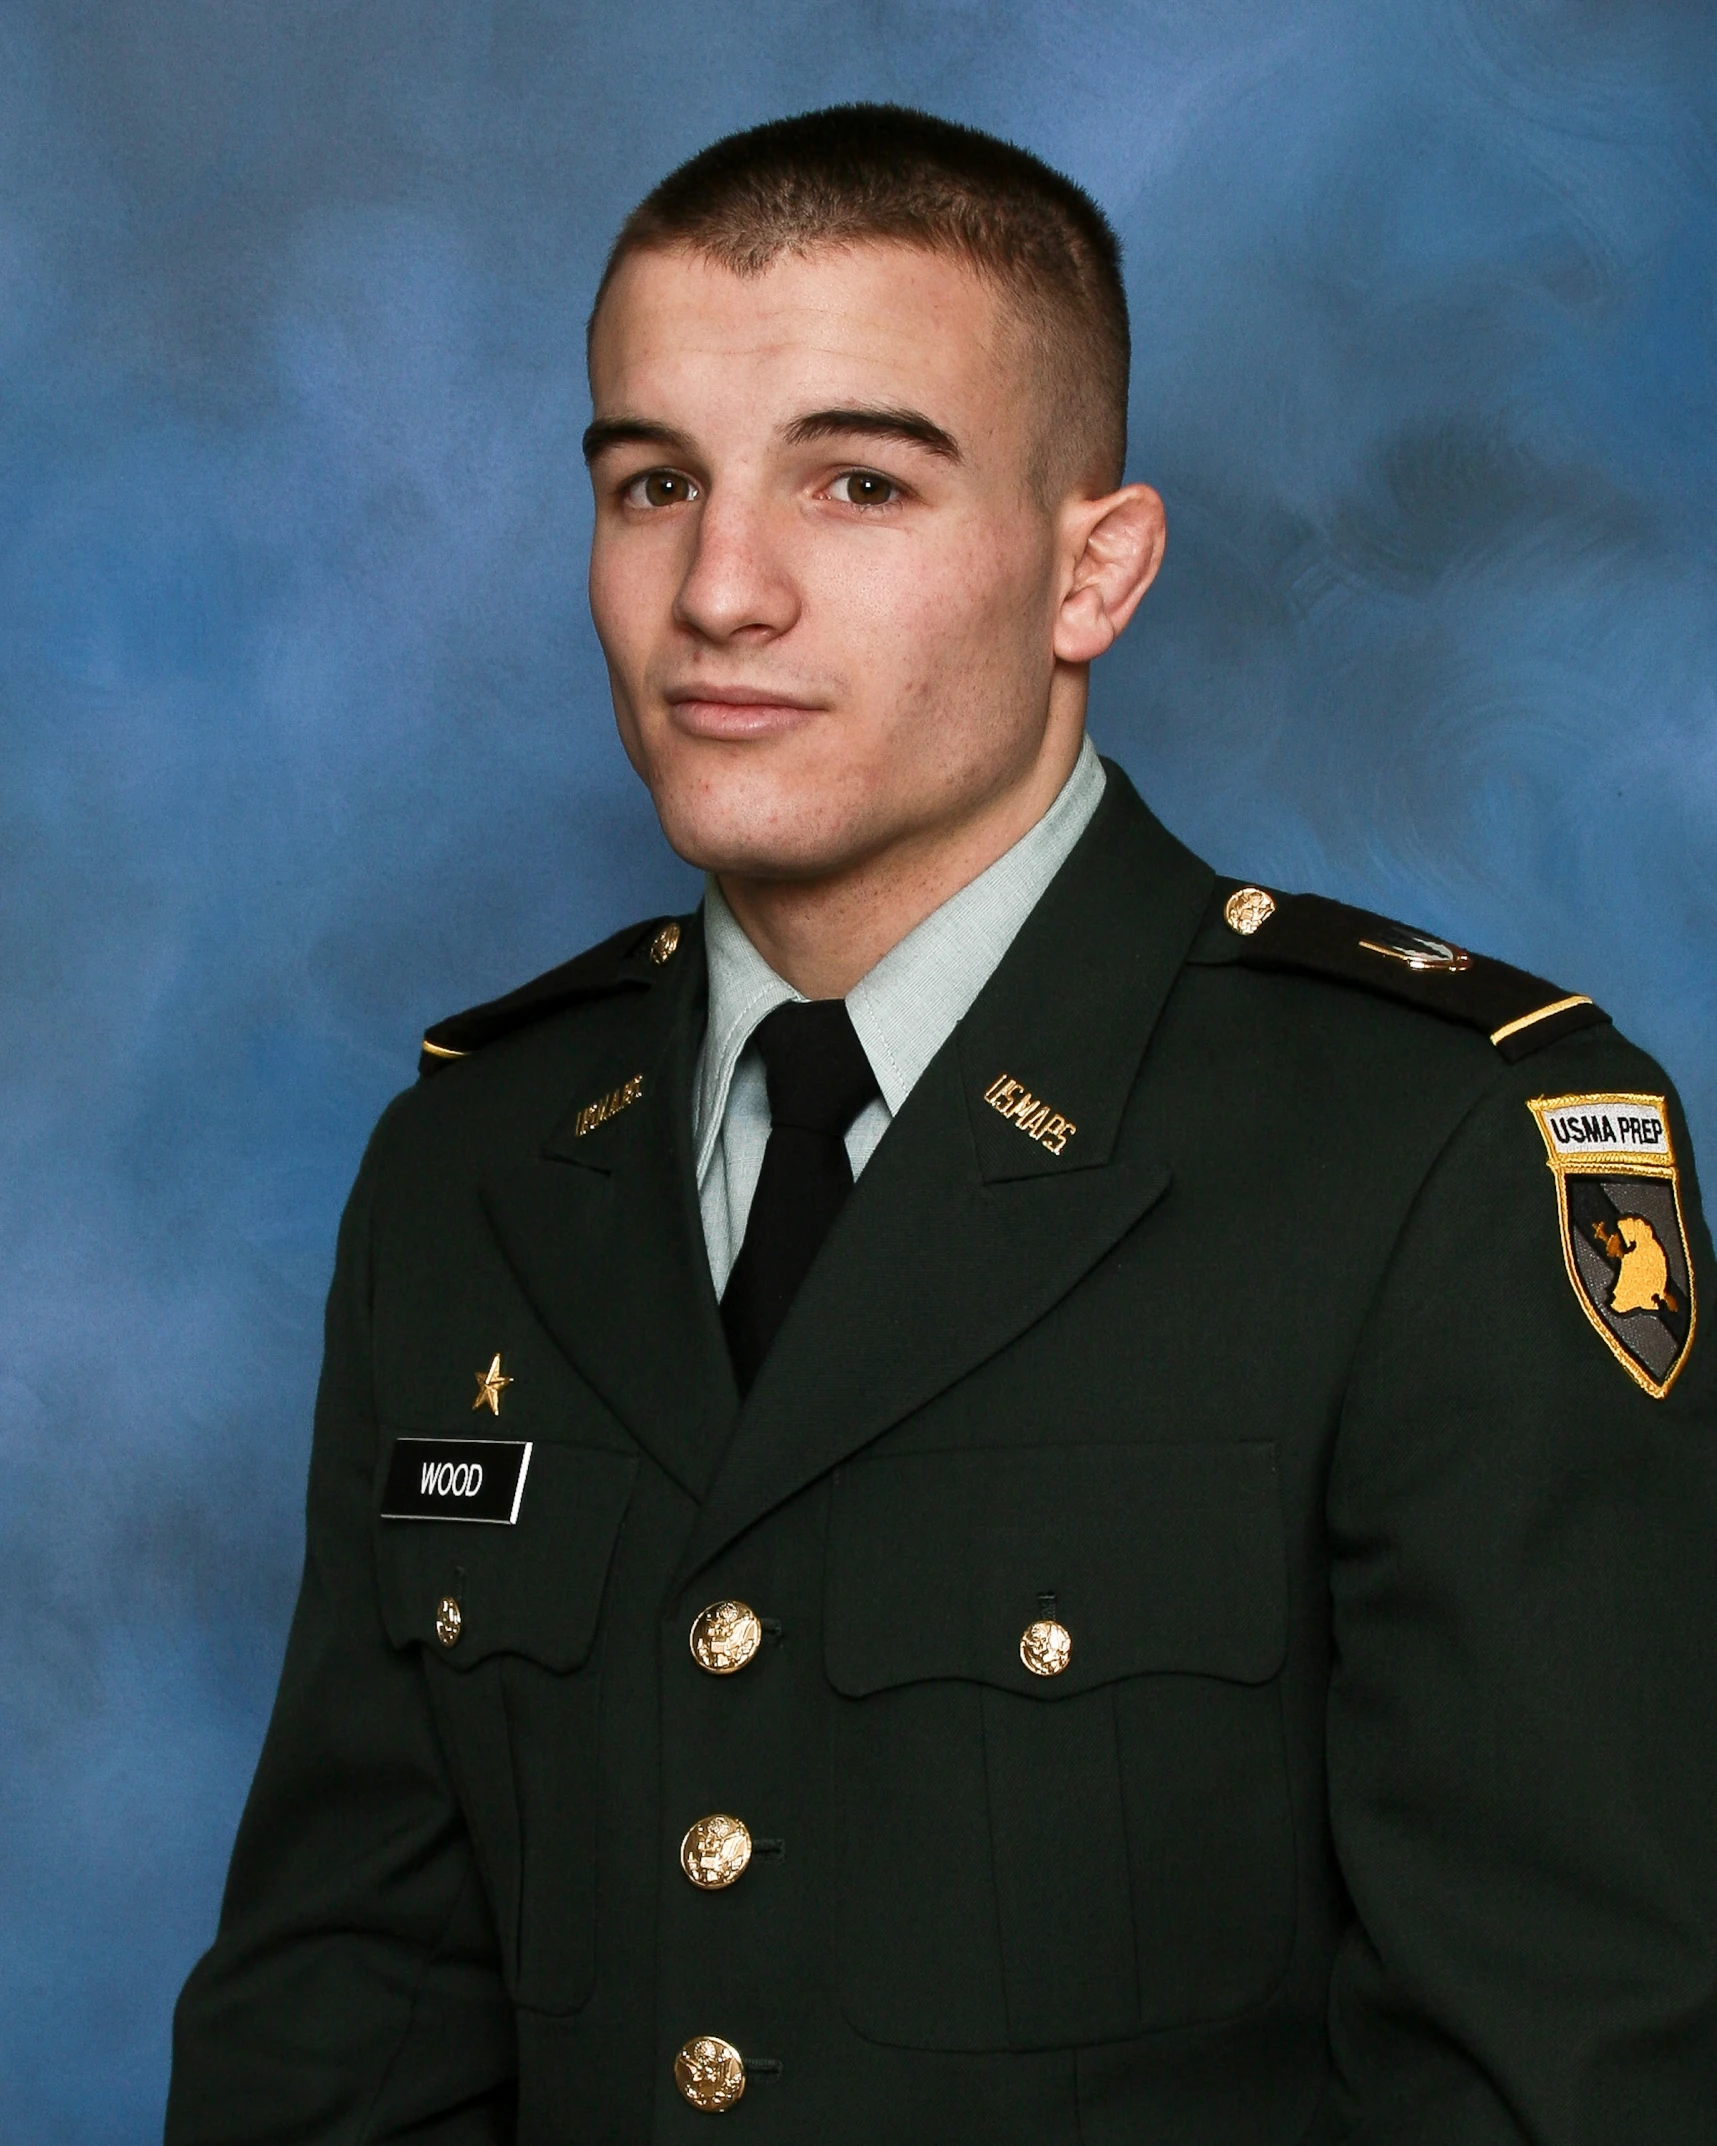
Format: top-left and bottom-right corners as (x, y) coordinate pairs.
(581, 416), (697, 464)
(782, 405), (962, 462)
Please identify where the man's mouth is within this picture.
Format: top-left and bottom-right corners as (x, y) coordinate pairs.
(663, 687), (826, 740)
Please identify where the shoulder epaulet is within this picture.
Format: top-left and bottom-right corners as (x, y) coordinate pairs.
(1205, 882), (1609, 1062)
(416, 915), (688, 1078)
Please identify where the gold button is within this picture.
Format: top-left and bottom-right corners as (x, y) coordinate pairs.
(674, 2034), (746, 2112)
(649, 921), (682, 965)
(681, 1813), (753, 1890)
(1020, 1617), (1072, 1677)
(1223, 885), (1276, 936)
(689, 1600), (763, 1675)
(435, 1596), (462, 1649)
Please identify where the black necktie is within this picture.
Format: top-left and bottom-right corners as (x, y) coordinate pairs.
(720, 998), (881, 1393)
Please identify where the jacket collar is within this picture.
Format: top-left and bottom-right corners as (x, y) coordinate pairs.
(476, 766), (1213, 1547)
(675, 763), (1214, 1586)
(477, 910), (741, 1501)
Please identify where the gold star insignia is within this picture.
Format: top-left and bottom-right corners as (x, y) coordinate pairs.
(472, 1353), (513, 1416)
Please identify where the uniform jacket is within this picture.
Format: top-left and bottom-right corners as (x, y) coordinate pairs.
(167, 769), (1717, 2144)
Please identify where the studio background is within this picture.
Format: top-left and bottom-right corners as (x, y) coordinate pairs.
(3, 2), (1713, 2136)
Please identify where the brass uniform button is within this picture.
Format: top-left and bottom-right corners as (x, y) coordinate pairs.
(435, 1596), (462, 1649)
(649, 921), (682, 965)
(1224, 885), (1276, 936)
(674, 2034), (746, 2112)
(681, 1813), (753, 1890)
(689, 1600), (763, 1675)
(1020, 1616), (1072, 1677)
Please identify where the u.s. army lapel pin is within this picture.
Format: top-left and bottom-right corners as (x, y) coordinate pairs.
(1528, 1092), (1695, 1399)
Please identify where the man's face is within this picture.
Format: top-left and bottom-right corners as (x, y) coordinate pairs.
(586, 242), (1084, 881)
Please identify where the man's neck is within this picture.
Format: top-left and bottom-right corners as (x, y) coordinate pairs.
(716, 723), (1087, 1000)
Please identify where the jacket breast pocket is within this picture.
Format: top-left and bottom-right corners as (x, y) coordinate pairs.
(374, 1437), (637, 2017)
(824, 1442), (1293, 2053)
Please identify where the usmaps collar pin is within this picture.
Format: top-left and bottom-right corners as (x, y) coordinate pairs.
(574, 1072), (645, 1139)
(473, 1352), (513, 1415)
(984, 1073), (1076, 1156)
(1528, 1093), (1695, 1399)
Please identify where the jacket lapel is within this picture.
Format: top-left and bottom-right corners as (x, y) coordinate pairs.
(676, 769), (1214, 1586)
(479, 920), (739, 1500)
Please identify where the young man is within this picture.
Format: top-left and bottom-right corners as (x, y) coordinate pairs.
(168, 107), (1716, 2143)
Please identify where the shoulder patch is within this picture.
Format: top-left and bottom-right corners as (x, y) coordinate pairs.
(417, 914), (688, 1078)
(1527, 1092), (1694, 1398)
(1201, 882), (1608, 1061)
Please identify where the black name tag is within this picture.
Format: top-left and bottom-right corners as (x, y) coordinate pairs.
(380, 1438), (532, 1524)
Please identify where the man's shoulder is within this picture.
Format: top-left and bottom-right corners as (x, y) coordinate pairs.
(1183, 876), (1608, 1067)
(355, 910), (698, 1196)
(415, 912), (693, 1079)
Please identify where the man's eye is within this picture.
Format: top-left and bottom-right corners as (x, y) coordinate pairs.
(625, 469), (700, 509)
(833, 470), (899, 507)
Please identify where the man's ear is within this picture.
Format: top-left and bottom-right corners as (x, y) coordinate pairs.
(1051, 484), (1166, 665)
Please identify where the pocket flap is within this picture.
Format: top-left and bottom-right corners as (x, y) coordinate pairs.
(374, 1438), (637, 1671)
(825, 1443), (1284, 1699)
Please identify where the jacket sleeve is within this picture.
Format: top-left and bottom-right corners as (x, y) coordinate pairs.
(166, 1106), (516, 2146)
(1319, 1030), (1717, 2141)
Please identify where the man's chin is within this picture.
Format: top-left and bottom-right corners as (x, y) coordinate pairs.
(649, 787), (880, 886)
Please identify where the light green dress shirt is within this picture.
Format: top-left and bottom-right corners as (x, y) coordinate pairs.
(693, 735), (1107, 1293)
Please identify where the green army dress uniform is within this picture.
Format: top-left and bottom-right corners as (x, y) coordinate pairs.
(167, 767), (1717, 2143)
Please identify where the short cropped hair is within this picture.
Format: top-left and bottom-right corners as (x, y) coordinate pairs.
(591, 104), (1130, 495)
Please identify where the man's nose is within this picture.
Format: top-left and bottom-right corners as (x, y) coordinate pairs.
(672, 489), (800, 642)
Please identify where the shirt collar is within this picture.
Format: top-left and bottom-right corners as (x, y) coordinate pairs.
(693, 733), (1107, 1178)
(694, 885), (800, 1181)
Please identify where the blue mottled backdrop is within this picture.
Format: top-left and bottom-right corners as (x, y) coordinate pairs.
(3, 2), (1713, 2134)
